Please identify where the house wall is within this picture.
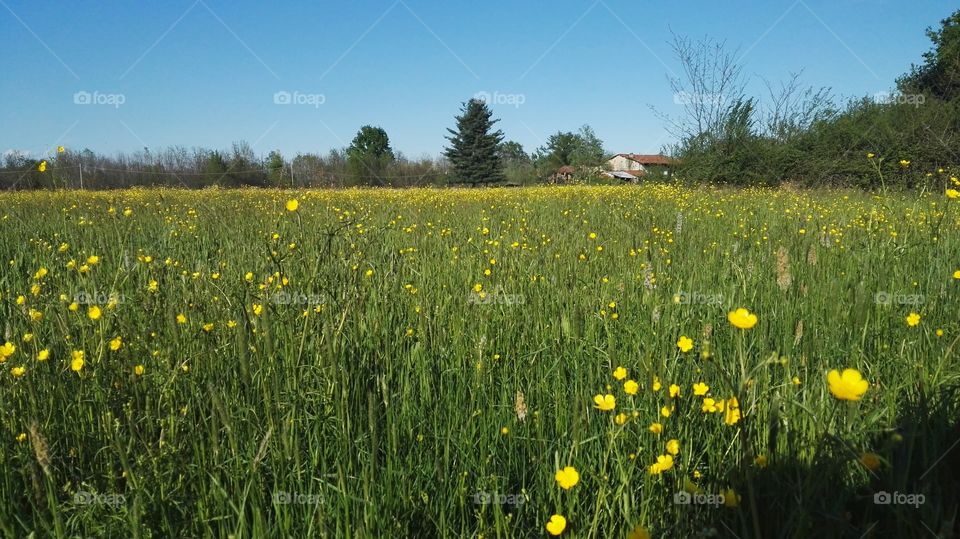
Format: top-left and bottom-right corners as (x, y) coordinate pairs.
(607, 155), (645, 172)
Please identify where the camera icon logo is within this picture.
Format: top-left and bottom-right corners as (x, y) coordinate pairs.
(673, 491), (691, 505)
(273, 91), (292, 105)
(874, 491), (892, 504)
(73, 91), (92, 105)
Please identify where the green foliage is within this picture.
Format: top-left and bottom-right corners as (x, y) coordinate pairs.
(498, 141), (537, 185)
(898, 9), (960, 101)
(569, 125), (605, 167)
(792, 98), (960, 188)
(266, 150), (286, 187)
(444, 99), (505, 185)
(673, 9), (960, 188)
(534, 125), (607, 174)
(204, 151), (228, 176)
(497, 140), (529, 167)
(347, 126), (395, 186)
(535, 132), (579, 170)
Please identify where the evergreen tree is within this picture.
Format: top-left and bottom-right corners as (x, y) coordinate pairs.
(444, 99), (505, 185)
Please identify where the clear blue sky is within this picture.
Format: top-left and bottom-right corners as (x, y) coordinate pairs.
(1, 0), (954, 160)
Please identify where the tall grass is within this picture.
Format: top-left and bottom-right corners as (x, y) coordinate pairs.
(1, 184), (958, 537)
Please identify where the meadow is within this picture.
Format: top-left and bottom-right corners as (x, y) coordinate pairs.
(1, 183), (959, 538)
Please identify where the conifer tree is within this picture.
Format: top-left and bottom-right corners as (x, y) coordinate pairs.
(444, 99), (505, 185)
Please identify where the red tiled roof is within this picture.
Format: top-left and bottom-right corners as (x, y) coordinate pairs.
(616, 154), (679, 166)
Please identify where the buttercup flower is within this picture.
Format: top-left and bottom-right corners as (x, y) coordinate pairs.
(677, 335), (693, 352)
(624, 379), (639, 395)
(906, 312), (921, 327)
(613, 366), (627, 380)
(545, 514), (566, 536)
(71, 350), (85, 372)
(728, 308), (758, 329)
(859, 452), (881, 471)
(285, 199), (299, 212)
(666, 439), (680, 455)
(701, 398), (720, 413)
(626, 524), (650, 539)
(827, 368), (869, 401)
(722, 488), (740, 508)
(692, 382), (709, 396)
(724, 398), (741, 426)
(648, 454), (674, 474)
(555, 466), (580, 490)
(593, 394), (616, 411)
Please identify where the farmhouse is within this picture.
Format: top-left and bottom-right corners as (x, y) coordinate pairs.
(604, 154), (679, 182)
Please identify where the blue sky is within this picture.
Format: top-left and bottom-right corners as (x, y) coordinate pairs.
(1, 0), (954, 160)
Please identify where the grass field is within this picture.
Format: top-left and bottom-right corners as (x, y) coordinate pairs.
(1, 184), (959, 538)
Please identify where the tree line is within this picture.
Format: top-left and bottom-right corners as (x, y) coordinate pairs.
(1, 103), (609, 190)
(663, 8), (960, 189)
